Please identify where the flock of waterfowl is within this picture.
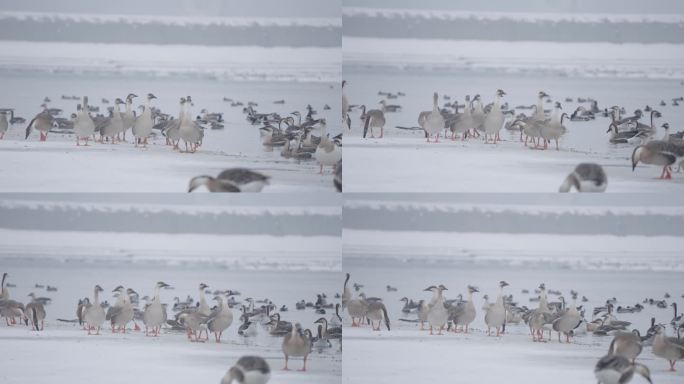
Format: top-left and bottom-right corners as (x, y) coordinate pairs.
(0, 272), (342, 383)
(344, 80), (684, 190)
(0, 93), (342, 192)
(343, 273), (684, 383)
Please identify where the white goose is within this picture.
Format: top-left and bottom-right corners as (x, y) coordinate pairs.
(314, 120), (341, 175)
(423, 92), (444, 143)
(74, 97), (95, 146)
(484, 281), (509, 336)
(483, 89), (506, 143)
(133, 93), (156, 147)
(426, 285), (448, 335)
(84, 285), (106, 335)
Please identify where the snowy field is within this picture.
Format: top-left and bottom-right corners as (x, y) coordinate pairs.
(343, 68), (684, 192)
(0, 265), (341, 384)
(342, 197), (684, 383)
(0, 196), (342, 383)
(0, 72), (341, 192)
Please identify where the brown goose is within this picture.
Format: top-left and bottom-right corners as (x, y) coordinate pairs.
(632, 140), (684, 179)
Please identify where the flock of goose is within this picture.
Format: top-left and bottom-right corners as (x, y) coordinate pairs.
(343, 81), (684, 189)
(0, 93), (342, 192)
(0, 272), (342, 383)
(342, 273), (684, 384)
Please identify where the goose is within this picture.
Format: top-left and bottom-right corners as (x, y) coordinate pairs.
(221, 356), (271, 384)
(179, 97), (203, 153)
(449, 95), (474, 141)
(483, 89), (506, 143)
(362, 108), (385, 138)
(342, 273), (351, 309)
(108, 287), (135, 333)
(671, 303), (684, 333)
(189, 169), (270, 193)
(632, 140), (684, 179)
(25, 297), (46, 331)
(143, 281), (169, 336)
(133, 93), (156, 147)
(511, 109), (545, 147)
(84, 285), (106, 335)
(0, 273), (7, 300)
(470, 95), (485, 138)
(329, 303), (342, 327)
(25, 107), (55, 141)
(0, 299), (24, 326)
(207, 294), (234, 343)
(485, 281), (509, 336)
(334, 160), (342, 192)
(347, 295), (368, 327)
(426, 285), (448, 335)
(0, 111), (8, 139)
(73, 97), (95, 146)
(606, 123), (650, 145)
(97, 98), (125, 143)
(552, 293), (582, 343)
(76, 298), (88, 328)
(366, 299), (390, 331)
(450, 285), (478, 333)
(652, 325), (684, 371)
(315, 316), (341, 340)
(608, 330), (643, 361)
(314, 121), (342, 174)
(540, 103), (568, 150)
(267, 313), (292, 336)
(282, 323), (311, 371)
(163, 97), (184, 149)
(595, 354), (652, 384)
(313, 324), (332, 349)
(121, 93), (137, 141)
(559, 163), (607, 192)
(178, 309), (209, 342)
(423, 92), (444, 143)
(342, 80), (351, 130)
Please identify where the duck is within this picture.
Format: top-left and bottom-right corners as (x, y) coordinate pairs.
(559, 163), (607, 192)
(221, 355), (271, 384)
(188, 169), (270, 193)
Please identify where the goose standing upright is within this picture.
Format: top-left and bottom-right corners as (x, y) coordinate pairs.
(179, 97), (203, 153)
(485, 281), (509, 336)
(0, 111), (8, 139)
(98, 98), (125, 143)
(207, 294), (234, 343)
(483, 89), (506, 143)
(342, 80), (351, 130)
(423, 92), (444, 143)
(74, 97), (95, 146)
(540, 102), (568, 150)
(282, 323), (311, 371)
(314, 120), (341, 175)
(84, 285), (106, 335)
(552, 293), (582, 343)
(451, 95), (474, 140)
(25, 294), (46, 331)
(451, 285), (478, 333)
(362, 108), (385, 138)
(342, 273), (351, 309)
(426, 285), (448, 335)
(366, 299), (390, 331)
(652, 325), (684, 371)
(121, 93), (137, 142)
(143, 281), (169, 336)
(133, 93), (156, 147)
(1, 272), (8, 299)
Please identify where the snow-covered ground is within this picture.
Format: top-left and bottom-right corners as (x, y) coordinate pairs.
(342, 199), (684, 384)
(342, 70), (684, 192)
(0, 72), (341, 192)
(0, 196), (342, 383)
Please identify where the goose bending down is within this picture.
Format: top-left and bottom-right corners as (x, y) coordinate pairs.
(282, 323), (311, 371)
(426, 285), (448, 335)
(450, 285), (478, 333)
(632, 140), (684, 179)
(25, 107), (55, 141)
(0, 111), (7, 139)
(483, 89), (506, 143)
(207, 294), (234, 343)
(189, 169), (270, 192)
(423, 93), (444, 143)
(74, 97), (95, 145)
(314, 121), (342, 174)
(97, 98), (125, 143)
(0, 299), (25, 326)
(342, 80), (351, 130)
(608, 330), (643, 361)
(595, 354), (652, 384)
(540, 103), (568, 150)
(143, 281), (169, 336)
(25, 297), (46, 331)
(133, 93), (156, 147)
(347, 295), (368, 327)
(221, 355), (271, 384)
(362, 108), (385, 138)
(552, 294), (582, 343)
(485, 281), (509, 336)
(84, 285), (106, 335)
(366, 299), (390, 331)
(342, 273), (351, 309)
(559, 163), (607, 192)
(652, 325), (684, 371)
